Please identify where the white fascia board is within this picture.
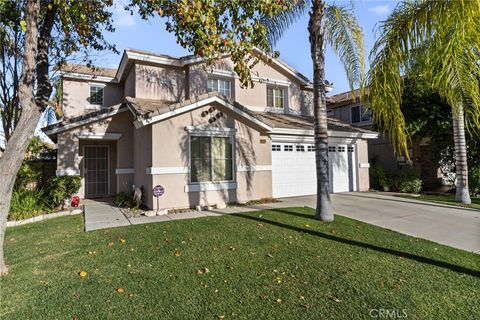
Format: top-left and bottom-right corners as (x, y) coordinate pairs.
(43, 107), (126, 136)
(60, 71), (115, 83)
(136, 96), (272, 132)
(269, 128), (378, 139)
(146, 167), (189, 175)
(77, 132), (122, 140)
(127, 51), (183, 67)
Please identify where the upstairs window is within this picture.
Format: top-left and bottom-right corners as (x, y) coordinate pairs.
(267, 87), (285, 109)
(351, 105), (372, 123)
(207, 78), (232, 98)
(89, 84), (104, 106)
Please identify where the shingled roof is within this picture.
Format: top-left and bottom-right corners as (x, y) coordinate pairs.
(58, 63), (117, 78)
(257, 112), (376, 134)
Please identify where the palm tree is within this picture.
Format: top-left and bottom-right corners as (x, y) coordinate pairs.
(264, 0), (365, 221)
(366, 0), (480, 204)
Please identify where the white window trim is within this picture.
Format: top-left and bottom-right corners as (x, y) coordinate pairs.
(184, 181), (238, 193)
(188, 134), (236, 184)
(207, 77), (233, 99)
(185, 126), (236, 136)
(88, 83), (106, 108)
(350, 105), (372, 125)
(267, 85), (288, 111)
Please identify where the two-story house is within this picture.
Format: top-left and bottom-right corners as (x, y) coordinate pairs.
(43, 48), (378, 210)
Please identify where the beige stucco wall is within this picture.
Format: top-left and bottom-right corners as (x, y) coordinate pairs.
(187, 58), (312, 115)
(134, 63), (185, 102)
(124, 65), (136, 97)
(56, 110), (134, 197)
(147, 102), (272, 210)
(62, 79), (123, 119)
(133, 125), (153, 208)
(356, 139), (370, 191)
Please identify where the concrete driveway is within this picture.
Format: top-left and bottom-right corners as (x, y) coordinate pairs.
(280, 192), (480, 253)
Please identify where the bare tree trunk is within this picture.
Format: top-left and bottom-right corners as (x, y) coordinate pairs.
(0, 0), (40, 276)
(309, 0), (333, 222)
(452, 104), (471, 204)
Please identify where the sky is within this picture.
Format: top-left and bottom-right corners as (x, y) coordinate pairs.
(95, 0), (401, 95)
(0, 0), (401, 148)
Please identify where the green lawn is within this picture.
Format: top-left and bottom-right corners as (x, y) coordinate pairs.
(1, 208), (479, 319)
(396, 194), (480, 210)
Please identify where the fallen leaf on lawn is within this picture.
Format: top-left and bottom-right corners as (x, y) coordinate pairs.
(267, 254), (273, 258)
(87, 251), (96, 255)
(330, 230), (337, 234)
(116, 288), (125, 293)
(304, 224), (310, 228)
(107, 242), (114, 247)
(217, 316), (225, 319)
(257, 223), (263, 227)
(120, 239), (126, 244)
(229, 246), (235, 251)
(78, 271), (87, 278)
(174, 250), (181, 257)
(276, 298), (282, 303)
(128, 293), (134, 299)
(72, 315), (80, 320)
(332, 297), (342, 303)
(300, 296), (305, 300)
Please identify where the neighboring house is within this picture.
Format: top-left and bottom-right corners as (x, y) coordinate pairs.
(327, 91), (448, 190)
(43, 48), (378, 210)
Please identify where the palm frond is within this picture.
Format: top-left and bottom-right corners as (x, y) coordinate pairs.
(261, 0), (309, 46)
(324, 4), (365, 93)
(366, 0), (480, 155)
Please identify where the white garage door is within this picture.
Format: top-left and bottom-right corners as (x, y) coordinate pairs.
(272, 143), (357, 198)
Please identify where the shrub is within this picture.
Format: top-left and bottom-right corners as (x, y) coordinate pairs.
(469, 166), (480, 197)
(398, 174), (423, 193)
(9, 189), (49, 221)
(115, 191), (134, 208)
(47, 176), (82, 208)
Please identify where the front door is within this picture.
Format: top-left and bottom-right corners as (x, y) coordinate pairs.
(84, 145), (109, 197)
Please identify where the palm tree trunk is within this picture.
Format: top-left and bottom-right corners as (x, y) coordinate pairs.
(0, 0), (40, 276)
(452, 104), (471, 204)
(309, 0), (333, 221)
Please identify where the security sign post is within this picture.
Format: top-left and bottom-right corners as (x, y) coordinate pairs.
(153, 185), (165, 212)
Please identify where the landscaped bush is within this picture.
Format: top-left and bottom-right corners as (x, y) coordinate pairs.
(114, 191), (134, 208)
(469, 166), (480, 197)
(46, 176), (82, 208)
(370, 164), (422, 193)
(8, 189), (50, 221)
(398, 174), (423, 193)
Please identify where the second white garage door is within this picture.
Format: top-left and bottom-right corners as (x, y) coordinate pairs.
(272, 143), (357, 198)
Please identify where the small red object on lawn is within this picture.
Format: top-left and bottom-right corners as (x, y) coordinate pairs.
(71, 195), (80, 207)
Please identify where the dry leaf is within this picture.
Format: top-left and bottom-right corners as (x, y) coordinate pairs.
(79, 271), (87, 278)
(276, 298), (282, 303)
(120, 239), (126, 244)
(116, 288), (125, 293)
(304, 224), (310, 228)
(107, 242), (114, 247)
(217, 316), (225, 319)
(174, 250), (181, 257)
(229, 246), (235, 251)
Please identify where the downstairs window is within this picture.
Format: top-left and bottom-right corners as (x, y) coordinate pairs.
(190, 136), (233, 182)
